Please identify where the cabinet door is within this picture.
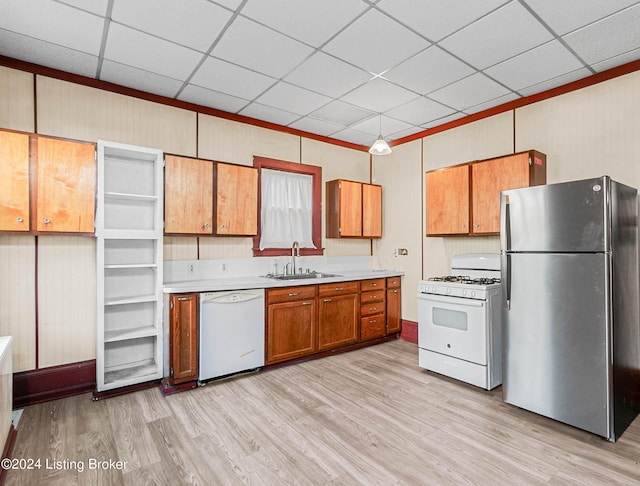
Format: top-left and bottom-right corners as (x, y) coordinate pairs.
(36, 137), (95, 233)
(471, 153), (530, 235)
(169, 293), (198, 385)
(426, 165), (469, 236)
(386, 286), (401, 334)
(318, 293), (358, 351)
(362, 183), (382, 238)
(0, 131), (30, 231)
(338, 180), (362, 237)
(266, 299), (317, 364)
(214, 162), (258, 235)
(165, 155), (213, 235)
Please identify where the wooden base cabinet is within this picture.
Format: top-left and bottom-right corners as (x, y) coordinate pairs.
(169, 293), (198, 385)
(386, 277), (401, 334)
(318, 281), (359, 351)
(266, 286), (317, 365)
(360, 278), (386, 341)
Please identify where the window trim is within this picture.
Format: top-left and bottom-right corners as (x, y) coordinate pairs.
(252, 156), (323, 257)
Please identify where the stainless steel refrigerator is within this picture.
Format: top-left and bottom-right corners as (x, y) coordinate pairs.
(500, 176), (640, 441)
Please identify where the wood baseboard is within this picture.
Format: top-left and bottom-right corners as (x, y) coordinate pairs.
(13, 360), (96, 408)
(159, 378), (197, 396)
(400, 319), (417, 344)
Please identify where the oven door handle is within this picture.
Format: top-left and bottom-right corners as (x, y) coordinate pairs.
(418, 293), (484, 307)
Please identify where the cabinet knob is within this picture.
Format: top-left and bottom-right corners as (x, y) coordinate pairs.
(475, 224), (479, 228)
(16, 217), (23, 223)
(461, 224), (465, 229)
(43, 219), (51, 224)
(203, 223), (210, 229)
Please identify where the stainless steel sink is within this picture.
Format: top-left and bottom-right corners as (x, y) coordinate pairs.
(267, 272), (340, 281)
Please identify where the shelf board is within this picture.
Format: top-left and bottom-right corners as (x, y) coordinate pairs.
(105, 191), (158, 202)
(105, 294), (157, 306)
(104, 325), (158, 343)
(104, 263), (158, 269)
(100, 229), (162, 239)
(104, 362), (161, 388)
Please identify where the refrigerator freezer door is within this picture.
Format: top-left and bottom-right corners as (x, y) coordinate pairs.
(501, 177), (608, 253)
(502, 252), (611, 438)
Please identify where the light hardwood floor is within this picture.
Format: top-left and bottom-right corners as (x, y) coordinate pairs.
(5, 339), (640, 485)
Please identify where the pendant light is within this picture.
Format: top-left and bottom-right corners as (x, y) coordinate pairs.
(368, 114), (392, 156)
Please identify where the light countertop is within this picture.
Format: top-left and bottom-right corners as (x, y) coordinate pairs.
(163, 269), (404, 293)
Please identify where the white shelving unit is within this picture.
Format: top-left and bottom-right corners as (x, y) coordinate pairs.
(96, 141), (164, 392)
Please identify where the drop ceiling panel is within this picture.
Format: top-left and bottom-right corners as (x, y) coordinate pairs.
(563, 4), (640, 65)
(377, 0), (510, 42)
(104, 23), (203, 80)
(429, 73), (511, 110)
(284, 52), (373, 98)
(311, 100), (374, 126)
(240, 0), (367, 47)
(523, 0), (640, 35)
(255, 82), (332, 116)
(0, 29), (99, 77)
(323, 9), (430, 75)
(387, 97), (456, 126)
(351, 114), (412, 137)
(288, 117), (344, 137)
(211, 16), (313, 78)
(518, 68), (592, 97)
(440, 2), (554, 69)
(100, 60), (184, 98)
(485, 40), (585, 92)
(341, 78), (419, 113)
(190, 56), (276, 100)
(384, 46), (475, 95)
(57, 0), (109, 16)
(111, 0), (233, 52)
(0, 0), (104, 55)
(239, 102), (301, 126)
(179, 84), (249, 113)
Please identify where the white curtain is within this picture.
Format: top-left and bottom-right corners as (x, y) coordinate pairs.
(259, 169), (315, 250)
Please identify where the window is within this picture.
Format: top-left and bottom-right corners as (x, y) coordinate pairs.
(253, 156), (322, 257)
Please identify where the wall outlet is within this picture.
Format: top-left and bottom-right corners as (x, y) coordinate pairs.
(220, 262), (228, 273)
(187, 263), (195, 275)
(394, 248), (408, 256)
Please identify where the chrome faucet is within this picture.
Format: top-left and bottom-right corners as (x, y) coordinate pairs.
(291, 241), (300, 275)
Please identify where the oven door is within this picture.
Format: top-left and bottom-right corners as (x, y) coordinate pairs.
(418, 293), (487, 365)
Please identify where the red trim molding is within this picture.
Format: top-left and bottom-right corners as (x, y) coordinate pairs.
(0, 55), (368, 152)
(400, 319), (418, 345)
(12, 360), (96, 408)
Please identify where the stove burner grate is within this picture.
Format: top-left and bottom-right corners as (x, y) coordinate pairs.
(427, 276), (501, 285)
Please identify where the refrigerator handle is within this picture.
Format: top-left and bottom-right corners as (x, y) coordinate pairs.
(502, 253), (511, 310)
(500, 194), (511, 251)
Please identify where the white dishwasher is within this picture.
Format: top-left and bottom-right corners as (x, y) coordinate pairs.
(199, 289), (265, 382)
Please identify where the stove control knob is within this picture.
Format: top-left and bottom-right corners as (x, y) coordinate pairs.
(471, 290), (476, 297)
(446, 288), (451, 294)
(462, 290), (467, 296)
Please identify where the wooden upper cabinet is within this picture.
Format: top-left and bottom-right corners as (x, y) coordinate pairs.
(0, 130), (30, 232)
(214, 162), (258, 236)
(362, 183), (382, 238)
(426, 164), (470, 236)
(35, 136), (95, 233)
(164, 155), (213, 235)
(326, 179), (382, 238)
(471, 150), (546, 235)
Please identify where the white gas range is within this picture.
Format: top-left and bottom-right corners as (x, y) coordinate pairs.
(418, 253), (502, 390)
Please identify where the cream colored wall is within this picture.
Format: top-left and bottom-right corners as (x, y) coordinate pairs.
(422, 112), (514, 278)
(515, 70), (640, 188)
(302, 138), (371, 257)
(373, 140), (423, 321)
(0, 67), (34, 132)
(0, 236), (36, 372)
(36, 76), (197, 155)
(37, 237), (96, 367)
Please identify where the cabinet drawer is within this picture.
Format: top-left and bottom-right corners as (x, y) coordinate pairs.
(387, 276), (401, 289)
(318, 281), (359, 297)
(361, 290), (385, 303)
(267, 285), (317, 304)
(361, 302), (384, 317)
(361, 315), (386, 341)
(361, 278), (385, 291)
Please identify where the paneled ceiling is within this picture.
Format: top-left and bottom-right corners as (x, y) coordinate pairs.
(1, 0), (640, 148)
